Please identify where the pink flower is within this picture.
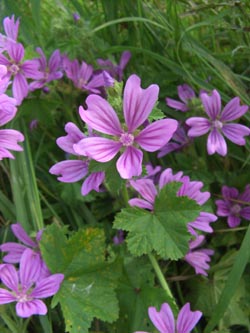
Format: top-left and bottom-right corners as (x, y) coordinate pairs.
(49, 122), (105, 196)
(0, 15), (20, 51)
(129, 168), (217, 234)
(185, 235), (214, 276)
(186, 90), (250, 156)
(0, 42), (42, 104)
(97, 51), (131, 81)
(0, 249), (64, 318)
(29, 47), (63, 91)
(215, 185), (250, 227)
(134, 302), (202, 333)
(74, 74), (178, 179)
(166, 84), (195, 112)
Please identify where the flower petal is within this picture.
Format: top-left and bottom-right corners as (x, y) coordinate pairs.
(16, 299), (47, 318)
(74, 137), (121, 162)
(130, 179), (157, 204)
(148, 303), (175, 333)
(81, 171), (105, 195)
(0, 264), (19, 292)
(11, 223), (37, 247)
(227, 215), (241, 228)
(19, 249), (41, 290)
(56, 122), (85, 154)
(123, 74), (159, 132)
(222, 123), (250, 145)
(116, 146), (143, 179)
(31, 273), (64, 298)
(207, 129), (227, 156)
(166, 98), (188, 111)
(49, 160), (88, 183)
(220, 97), (248, 121)
(79, 96), (122, 136)
(0, 242), (27, 263)
(176, 303), (202, 333)
(12, 73), (28, 105)
(186, 117), (211, 137)
(0, 288), (16, 304)
(128, 198), (154, 210)
(200, 90), (221, 120)
(135, 119), (178, 152)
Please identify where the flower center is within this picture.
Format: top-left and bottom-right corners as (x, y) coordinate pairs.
(9, 64), (20, 75)
(119, 133), (134, 146)
(16, 292), (32, 303)
(213, 119), (223, 129)
(230, 203), (241, 215)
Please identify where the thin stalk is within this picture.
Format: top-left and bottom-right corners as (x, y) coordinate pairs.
(1, 312), (19, 333)
(148, 253), (178, 311)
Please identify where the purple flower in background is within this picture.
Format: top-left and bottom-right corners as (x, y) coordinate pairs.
(0, 223), (50, 279)
(166, 84), (196, 112)
(215, 185), (250, 227)
(29, 48), (63, 91)
(0, 249), (64, 318)
(0, 42), (42, 104)
(97, 51), (131, 81)
(158, 123), (192, 157)
(0, 15), (20, 51)
(185, 235), (214, 276)
(186, 90), (250, 156)
(134, 302), (202, 333)
(113, 230), (125, 245)
(49, 122), (105, 195)
(74, 74), (178, 179)
(73, 12), (80, 21)
(63, 56), (106, 94)
(129, 168), (217, 234)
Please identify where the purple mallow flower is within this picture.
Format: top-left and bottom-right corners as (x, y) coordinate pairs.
(0, 42), (42, 104)
(185, 235), (214, 276)
(129, 168), (217, 234)
(49, 122), (105, 196)
(74, 74), (178, 179)
(134, 302), (202, 333)
(0, 248), (64, 318)
(0, 223), (50, 279)
(0, 15), (20, 52)
(166, 84), (196, 112)
(63, 56), (106, 94)
(97, 51), (131, 82)
(29, 48), (63, 91)
(186, 90), (250, 156)
(215, 185), (250, 228)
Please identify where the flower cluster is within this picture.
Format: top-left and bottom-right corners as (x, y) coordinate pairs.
(129, 168), (217, 276)
(0, 223), (64, 318)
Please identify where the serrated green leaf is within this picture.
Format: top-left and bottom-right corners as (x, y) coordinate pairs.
(40, 224), (120, 333)
(114, 183), (201, 260)
(148, 104), (165, 121)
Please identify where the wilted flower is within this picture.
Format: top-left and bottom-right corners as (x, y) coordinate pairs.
(215, 185), (250, 227)
(0, 249), (64, 318)
(74, 74), (178, 179)
(134, 302), (202, 333)
(186, 90), (250, 156)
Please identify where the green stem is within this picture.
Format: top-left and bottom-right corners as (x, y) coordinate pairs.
(121, 183), (129, 207)
(1, 312), (19, 333)
(148, 253), (178, 311)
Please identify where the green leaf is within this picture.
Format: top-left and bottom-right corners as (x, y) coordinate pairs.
(148, 104), (165, 121)
(40, 224), (120, 333)
(109, 256), (174, 333)
(114, 183), (201, 260)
